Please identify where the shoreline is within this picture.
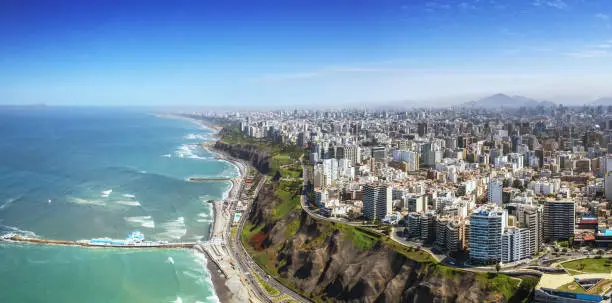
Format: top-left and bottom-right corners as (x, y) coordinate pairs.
(162, 113), (251, 302)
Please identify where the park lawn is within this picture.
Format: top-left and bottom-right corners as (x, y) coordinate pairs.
(557, 281), (587, 293)
(562, 258), (612, 273)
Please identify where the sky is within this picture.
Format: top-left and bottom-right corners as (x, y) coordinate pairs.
(0, 0), (611, 107)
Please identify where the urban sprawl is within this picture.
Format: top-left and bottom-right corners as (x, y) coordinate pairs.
(196, 105), (612, 299)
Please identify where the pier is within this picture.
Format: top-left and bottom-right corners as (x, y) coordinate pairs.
(187, 177), (236, 182)
(1, 234), (197, 249)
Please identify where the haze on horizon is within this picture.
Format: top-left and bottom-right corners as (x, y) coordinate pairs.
(1, 0), (611, 107)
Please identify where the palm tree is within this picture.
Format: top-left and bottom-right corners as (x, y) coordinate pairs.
(495, 263), (501, 274)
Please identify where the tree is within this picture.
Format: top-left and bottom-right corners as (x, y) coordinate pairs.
(272, 170), (282, 181)
(502, 179), (510, 188)
(495, 263), (501, 274)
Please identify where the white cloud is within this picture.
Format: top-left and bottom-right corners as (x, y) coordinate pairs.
(595, 13), (610, 21)
(567, 49), (610, 58)
(533, 0), (568, 9)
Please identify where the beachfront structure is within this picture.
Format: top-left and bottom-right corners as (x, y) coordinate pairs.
(363, 184), (392, 221)
(543, 200), (575, 243)
(469, 204), (507, 265)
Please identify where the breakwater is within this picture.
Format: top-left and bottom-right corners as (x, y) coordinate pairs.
(1, 235), (196, 249)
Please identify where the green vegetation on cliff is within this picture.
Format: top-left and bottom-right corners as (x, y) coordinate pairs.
(218, 131), (537, 302)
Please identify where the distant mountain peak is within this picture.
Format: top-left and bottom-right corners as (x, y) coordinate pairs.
(592, 97), (612, 105)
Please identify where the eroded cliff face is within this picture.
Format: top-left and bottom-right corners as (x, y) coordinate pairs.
(243, 182), (533, 303)
(214, 141), (271, 173)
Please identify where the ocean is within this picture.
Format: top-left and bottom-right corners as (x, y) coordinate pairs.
(0, 108), (237, 302)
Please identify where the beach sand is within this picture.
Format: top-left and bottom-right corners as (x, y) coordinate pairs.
(206, 258), (234, 303)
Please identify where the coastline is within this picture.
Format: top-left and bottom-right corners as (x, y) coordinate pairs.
(162, 113), (251, 302)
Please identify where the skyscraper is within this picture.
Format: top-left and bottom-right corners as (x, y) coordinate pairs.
(543, 200), (575, 242)
(363, 184), (392, 221)
(469, 204), (507, 264)
(488, 179), (503, 204)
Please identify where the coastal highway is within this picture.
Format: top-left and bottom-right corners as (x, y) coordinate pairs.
(298, 162), (551, 277)
(231, 174), (309, 303)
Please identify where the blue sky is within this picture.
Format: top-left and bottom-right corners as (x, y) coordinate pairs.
(0, 0), (611, 107)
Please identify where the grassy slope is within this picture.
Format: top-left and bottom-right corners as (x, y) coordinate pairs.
(224, 126), (535, 302)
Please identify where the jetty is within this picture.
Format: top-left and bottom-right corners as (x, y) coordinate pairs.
(0, 234), (198, 249)
(187, 177), (236, 182)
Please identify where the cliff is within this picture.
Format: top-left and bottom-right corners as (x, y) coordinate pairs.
(212, 139), (537, 302)
(214, 141), (272, 174)
(242, 182), (537, 303)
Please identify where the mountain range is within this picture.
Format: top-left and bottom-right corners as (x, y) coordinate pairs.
(591, 97), (612, 106)
(461, 94), (556, 109)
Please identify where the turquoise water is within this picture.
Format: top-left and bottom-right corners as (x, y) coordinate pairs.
(0, 108), (236, 302)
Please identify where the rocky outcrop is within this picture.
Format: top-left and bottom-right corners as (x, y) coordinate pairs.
(243, 182), (535, 303)
(214, 141), (271, 174)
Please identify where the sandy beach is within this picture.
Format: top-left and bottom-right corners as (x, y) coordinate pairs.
(166, 113), (255, 302)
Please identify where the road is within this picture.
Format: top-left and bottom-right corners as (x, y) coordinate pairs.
(225, 162), (309, 303)
(298, 161), (546, 277)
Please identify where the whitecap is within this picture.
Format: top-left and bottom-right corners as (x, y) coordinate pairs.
(196, 218), (212, 223)
(184, 133), (207, 140)
(172, 296), (183, 303)
(124, 216), (155, 229)
(167, 256), (175, 264)
(0, 197), (20, 211)
(116, 200), (141, 207)
(0, 224), (38, 238)
(158, 217), (187, 240)
(71, 197), (105, 206)
(122, 194), (136, 198)
(100, 189), (113, 198)
(162, 154), (172, 158)
(174, 144), (207, 160)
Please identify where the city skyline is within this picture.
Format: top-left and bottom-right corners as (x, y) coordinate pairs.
(1, 0), (611, 106)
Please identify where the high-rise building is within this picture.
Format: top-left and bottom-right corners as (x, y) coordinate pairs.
(344, 145), (361, 166)
(392, 150), (419, 171)
(501, 227), (531, 263)
(514, 204), (543, 254)
(543, 200), (575, 242)
(469, 204), (507, 264)
(435, 217), (449, 249)
(445, 220), (464, 252)
(371, 146), (387, 163)
(363, 184), (392, 221)
(420, 211), (436, 242)
(417, 122), (428, 137)
(407, 213), (421, 238)
(488, 179), (504, 204)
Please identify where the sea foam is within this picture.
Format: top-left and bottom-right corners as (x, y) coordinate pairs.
(124, 216), (155, 229)
(0, 197), (20, 211)
(116, 200), (141, 207)
(184, 133), (207, 140)
(175, 144), (207, 160)
(159, 217), (187, 240)
(71, 197), (105, 206)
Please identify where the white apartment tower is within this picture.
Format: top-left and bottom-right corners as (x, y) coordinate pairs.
(363, 184), (392, 221)
(469, 204), (507, 264)
(488, 179), (504, 204)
